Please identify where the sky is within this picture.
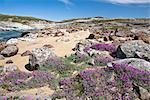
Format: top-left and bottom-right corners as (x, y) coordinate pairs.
(0, 0), (149, 21)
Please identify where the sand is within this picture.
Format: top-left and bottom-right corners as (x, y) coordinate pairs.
(0, 30), (90, 72)
(4, 85), (54, 98)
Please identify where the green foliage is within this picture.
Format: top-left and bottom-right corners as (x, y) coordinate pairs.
(0, 14), (53, 24)
(41, 55), (90, 78)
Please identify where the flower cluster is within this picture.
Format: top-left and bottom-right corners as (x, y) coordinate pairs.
(89, 43), (118, 53)
(54, 67), (131, 99)
(74, 52), (90, 63)
(42, 56), (67, 73)
(110, 63), (150, 90)
(0, 71), (56, 91)
(94, 55), (114, 65)
(53, 62), (150, 99)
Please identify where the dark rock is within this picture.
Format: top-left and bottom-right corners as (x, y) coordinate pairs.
(21, 31), (30, 37)
(43, 44), (53, 48)
(86, 34), (96, 39)
(1, 45), (18, 57)
(6, 60), (13, 64)
(21, 50), (32, 56)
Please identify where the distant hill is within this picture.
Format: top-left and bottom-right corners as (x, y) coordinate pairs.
(57, 17), (150, 25)
(0, 14), (53, 24)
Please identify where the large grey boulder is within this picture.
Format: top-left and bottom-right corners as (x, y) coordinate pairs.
(116, 40), (150, 61)
(29, 47), (57, 70)
(1, 45), (18, 57)
(107, 58), (150, 71)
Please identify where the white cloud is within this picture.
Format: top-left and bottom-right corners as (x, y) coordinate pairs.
(58, 0), (72, 5)
(102, 0), (150, 4)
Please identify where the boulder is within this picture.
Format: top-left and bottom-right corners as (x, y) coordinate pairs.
(1, 45), (18, 57)
(116, 40), (150, 60)
(135, 51), (150, 62)
(29, 47), (57, 70)
(107, 58), (150, 71)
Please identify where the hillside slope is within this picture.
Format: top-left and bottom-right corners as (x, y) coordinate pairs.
(0, 14), (54, 31)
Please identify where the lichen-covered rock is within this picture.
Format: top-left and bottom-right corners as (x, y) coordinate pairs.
(116, 40), (150, 60)
(135, 51), (150, 62)
(107, 58), (150, 71)
(1, 45), (18, 57)
(29, 47), (56, 67)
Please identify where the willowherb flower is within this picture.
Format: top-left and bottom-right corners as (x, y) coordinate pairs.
(111, 63), (150, 89)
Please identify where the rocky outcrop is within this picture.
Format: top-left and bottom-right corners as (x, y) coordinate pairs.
(116, 40), (150, 61)
(1, 45), (18, 57)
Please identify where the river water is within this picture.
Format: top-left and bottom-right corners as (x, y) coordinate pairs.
(0, 31), (23, 41)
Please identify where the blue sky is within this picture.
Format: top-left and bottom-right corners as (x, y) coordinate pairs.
(0, 0), (149, 21)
